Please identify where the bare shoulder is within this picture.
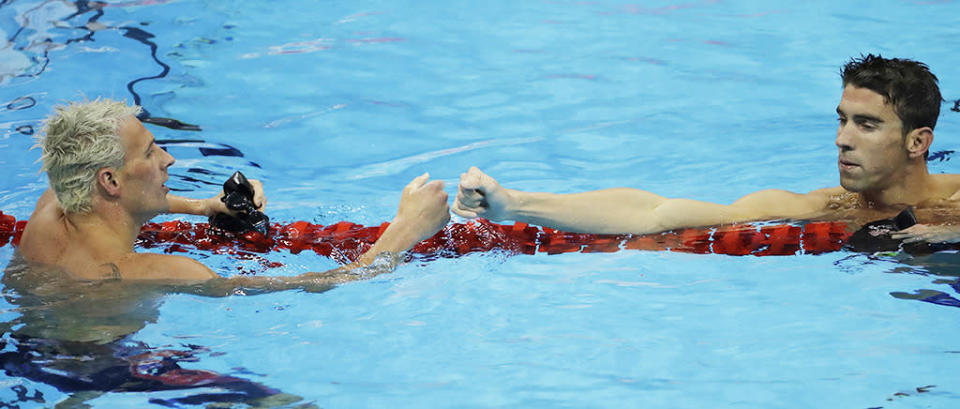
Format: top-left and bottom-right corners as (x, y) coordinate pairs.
(18, 189), (69, 263)
(762, 186), (844, 203)
(115, 253), (217, 282)
(807, 186), (847, 197)
(932, 173), (960, 183)
(732, 186), (839, 217)
(805, 186), (860, 214)
(931, 174), (960, 198)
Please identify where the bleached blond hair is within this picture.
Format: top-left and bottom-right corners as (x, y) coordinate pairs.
(37, 98), (142, 213)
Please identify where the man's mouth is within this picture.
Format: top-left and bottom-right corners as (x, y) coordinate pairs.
(838, 158), (860, 171)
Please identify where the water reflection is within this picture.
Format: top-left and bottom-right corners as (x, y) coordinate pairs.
(0, 253), (307, 408)
(888, 252), (960, 308)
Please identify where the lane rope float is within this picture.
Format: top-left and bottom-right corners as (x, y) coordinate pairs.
(0, 209), (854, 264)
(6, 173), (939, 271)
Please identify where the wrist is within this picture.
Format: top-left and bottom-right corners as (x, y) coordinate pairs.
(502, 188), (528, 220)
(180, 196), (216, 216)
(200, 197), (220, 217)
(378, 216), (421, 251)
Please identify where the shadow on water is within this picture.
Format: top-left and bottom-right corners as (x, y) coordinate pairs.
(0, 0), (199, 131)
(885, 252), (960, 308)
(1, 0), (268, 195)
(836, 248), (960, 310)
(0, 254), (313, 408)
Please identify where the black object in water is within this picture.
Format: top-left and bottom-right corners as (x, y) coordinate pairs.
(208, 171), (270, 235)
(141, 116), (202, 131)
(845, 207), (945, 254)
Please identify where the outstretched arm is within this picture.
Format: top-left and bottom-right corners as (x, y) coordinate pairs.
(453, 167), (832, 235)
(168, 173), (450, 296)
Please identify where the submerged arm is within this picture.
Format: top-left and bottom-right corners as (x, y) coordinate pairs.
(176, 252), (404, 296)
(182, 215), (429, 297)
(167, 173), (450, 296)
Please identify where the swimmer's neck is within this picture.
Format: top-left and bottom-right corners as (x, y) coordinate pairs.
(856, 164), (935, 210)
(64, 200), (156, 254)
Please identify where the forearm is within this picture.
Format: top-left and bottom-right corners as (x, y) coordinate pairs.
(175, 261), (397, 296)
(166, 194), (213, 216)
(179, 217), (419, 297)
(508, 188), (671, 234)
(506, 188), (798, 235)
(169, 273), (335, 297)
(311, 217), (419, 280)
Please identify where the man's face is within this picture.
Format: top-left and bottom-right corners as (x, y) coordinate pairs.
(116, 116), (175, 217)
(835, 85), (907, 193)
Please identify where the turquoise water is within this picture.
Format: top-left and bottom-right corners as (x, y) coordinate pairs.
(2, 0), (960, 407)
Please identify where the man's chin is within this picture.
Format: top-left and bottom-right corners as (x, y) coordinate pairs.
(839, 177), (865, 193)
(149, 200), (171, 218)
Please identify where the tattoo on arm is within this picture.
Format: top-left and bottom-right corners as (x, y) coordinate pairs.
(100, 263), (122, 281)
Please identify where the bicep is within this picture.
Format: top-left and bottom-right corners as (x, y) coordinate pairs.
(122, 254), (218, 282)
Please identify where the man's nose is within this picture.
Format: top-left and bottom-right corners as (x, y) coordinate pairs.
(836, 123), (853, 151)
(162, 148), (175, 168)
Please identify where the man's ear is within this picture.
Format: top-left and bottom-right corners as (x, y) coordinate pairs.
(906, 127), (933, 159)
(97, 168), (122, 198)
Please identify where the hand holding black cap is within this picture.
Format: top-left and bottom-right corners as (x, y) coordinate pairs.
(209, 171), (270, 235)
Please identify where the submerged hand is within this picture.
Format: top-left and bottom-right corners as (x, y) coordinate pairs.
(393, 173), (451, 243)
(453, 167), (513, 221)
(891, 223), (960, 244)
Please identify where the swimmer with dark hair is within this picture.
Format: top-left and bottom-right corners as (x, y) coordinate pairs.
(455, 55), (960, 245)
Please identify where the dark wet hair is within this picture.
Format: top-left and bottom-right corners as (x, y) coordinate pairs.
(842, 55), (942, 136)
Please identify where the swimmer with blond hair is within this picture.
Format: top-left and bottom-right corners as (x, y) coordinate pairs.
(16, 98), (450, 288)
(3, 98), (451, 407)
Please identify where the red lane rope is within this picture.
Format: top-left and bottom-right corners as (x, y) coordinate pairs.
(0, 210), (853, 263)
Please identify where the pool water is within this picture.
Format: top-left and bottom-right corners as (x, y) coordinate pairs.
(2, 0), (960, 407)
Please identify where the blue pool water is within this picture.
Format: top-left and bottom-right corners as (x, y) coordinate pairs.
(2, 0), (960, 407)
